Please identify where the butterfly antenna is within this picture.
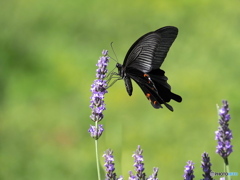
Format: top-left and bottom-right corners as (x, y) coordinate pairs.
(110, 42), (119, 63)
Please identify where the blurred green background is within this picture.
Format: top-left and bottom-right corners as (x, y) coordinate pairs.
(0, 0), (240, 179)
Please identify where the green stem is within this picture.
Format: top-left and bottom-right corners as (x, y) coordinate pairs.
(95, 122), (101, 180)
(224, 157), (231, 180)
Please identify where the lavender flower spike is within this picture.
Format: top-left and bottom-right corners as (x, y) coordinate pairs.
(183, 160), (195, 180)
(201, 152), (213, 180)
(88, 50), (109, 140)
(103, 149), (122, 180)
(147, 167), (159, 180)
(215, 100), (233, 163)
(132, 145), (146, 179)
(89, 50), (109, 122)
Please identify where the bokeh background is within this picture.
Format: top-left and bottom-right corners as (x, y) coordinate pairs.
(1, 0), (240, 179)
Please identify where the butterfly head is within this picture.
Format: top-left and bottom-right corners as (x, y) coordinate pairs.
(116, 63), (124, 78)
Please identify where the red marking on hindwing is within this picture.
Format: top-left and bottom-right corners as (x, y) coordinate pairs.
(146, 93), (151, 98)
(143, 74), (151, 84)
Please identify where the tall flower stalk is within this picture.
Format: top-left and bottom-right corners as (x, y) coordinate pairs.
(215, 100), (233, 180)
(89, 50), (109, 180)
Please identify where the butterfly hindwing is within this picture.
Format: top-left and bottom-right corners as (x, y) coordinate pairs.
(147, 69), (182, 103)
(125, 68), (177, 111)
(138, 82), (166, 109)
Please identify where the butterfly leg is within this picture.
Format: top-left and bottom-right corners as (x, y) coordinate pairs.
(106, 71), (118, 80)
(106, 72), (119, 84)
(107, 76), (122, 89)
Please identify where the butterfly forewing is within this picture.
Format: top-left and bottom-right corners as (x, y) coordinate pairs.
(123, 26), (178, 73)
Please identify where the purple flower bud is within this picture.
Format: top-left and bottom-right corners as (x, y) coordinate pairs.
(215, 100), (233, 161)
(201, 152), (213, 180)
(183, 160), (195, 180)
(88, 124), (104, 140)
(102, 50), (108, 56)
(128, 171), (137, 180)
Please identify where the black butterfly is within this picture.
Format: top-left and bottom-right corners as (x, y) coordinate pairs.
(115, 26), (182, 111)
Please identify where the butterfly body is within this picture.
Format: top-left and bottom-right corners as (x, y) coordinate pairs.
(116, 26), (182, 111)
